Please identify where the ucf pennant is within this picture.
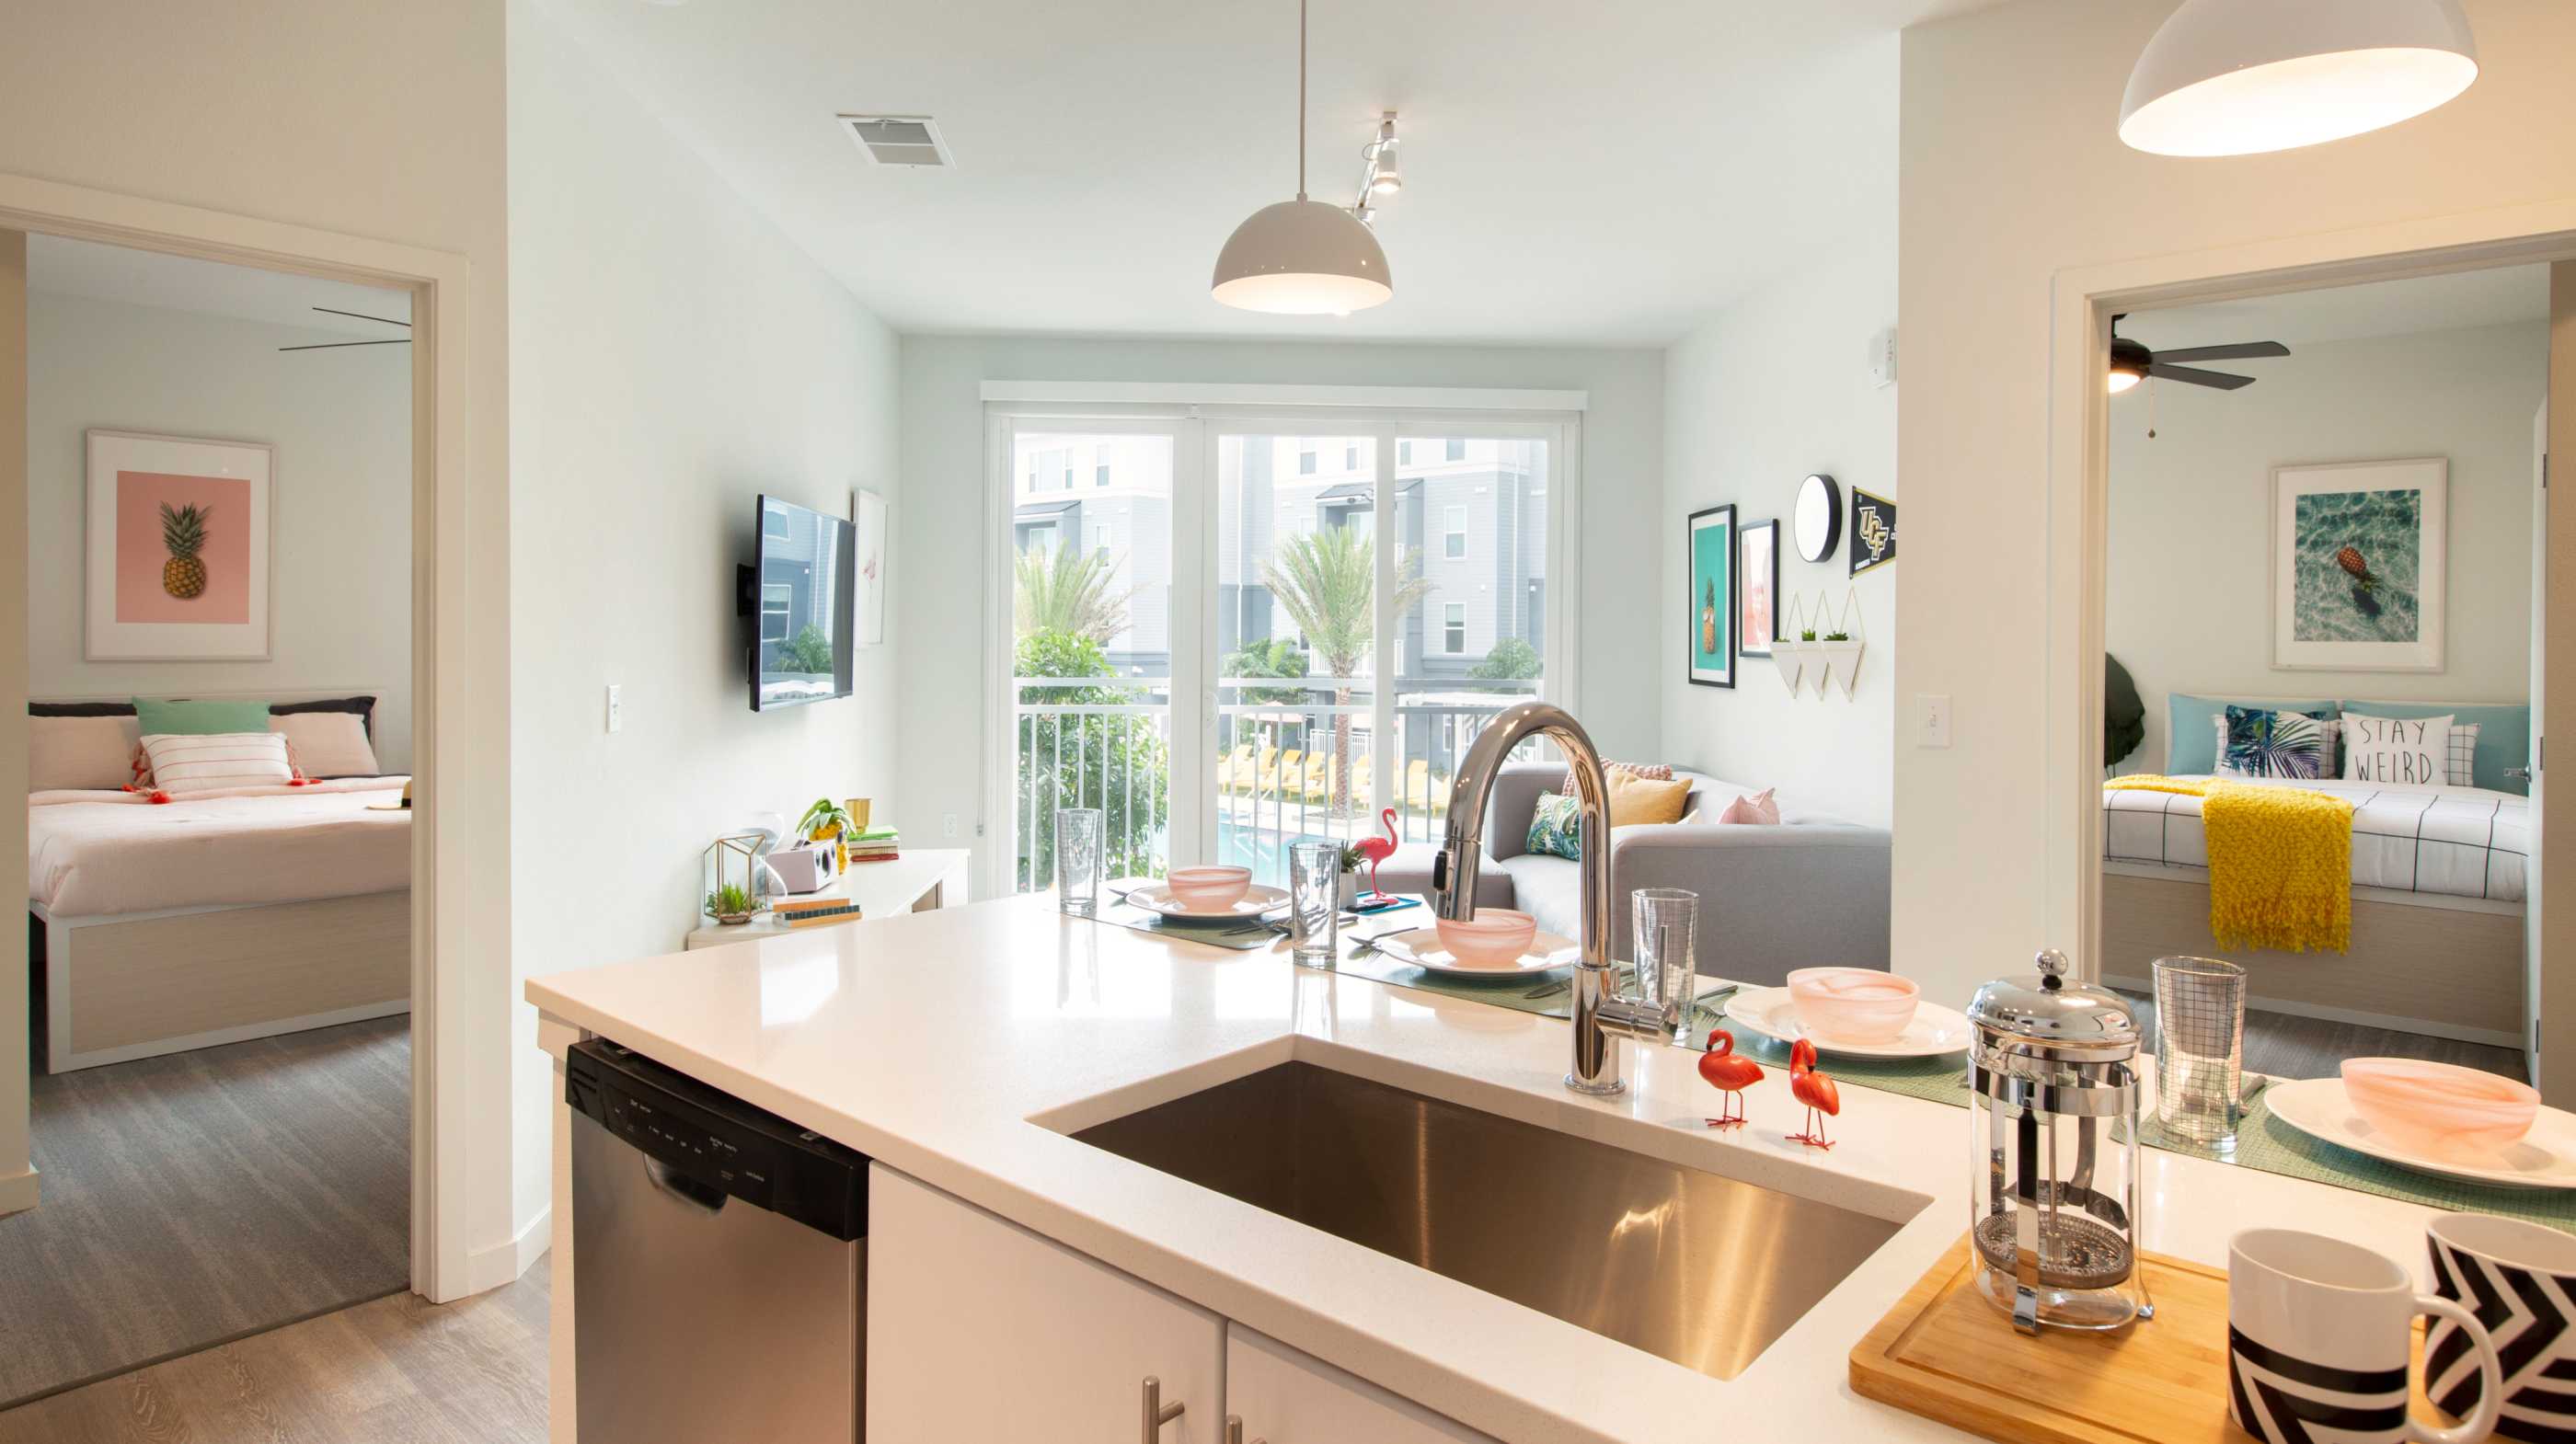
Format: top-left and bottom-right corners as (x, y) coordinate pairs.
(1850, 487), (1896, 577)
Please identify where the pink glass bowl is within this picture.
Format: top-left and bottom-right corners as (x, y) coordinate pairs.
(1164, 865), (1252, 911)
(1787, 968), (1921, 1044)
(1433, 910), (1538, 969)
(2340, 1058), (2539, 1156)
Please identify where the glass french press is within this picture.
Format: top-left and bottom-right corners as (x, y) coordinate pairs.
(1965, 949), (2155, 1335)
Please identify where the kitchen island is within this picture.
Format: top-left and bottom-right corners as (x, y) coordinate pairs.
(526, 894), (2447, 1443)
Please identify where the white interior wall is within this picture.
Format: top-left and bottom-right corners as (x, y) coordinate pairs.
(0, 0), (512, 1266)
(2108, 320), (2549, 774)
(25, 292), (414, 767)
(506, 0), (902, 1243)
(1895, 0), (2576, 1004)
(1661, 241), (1897, 827)
(892, 337), (1663, 861)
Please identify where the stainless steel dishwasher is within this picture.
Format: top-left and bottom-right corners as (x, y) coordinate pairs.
(568, 1039), (868, 1444)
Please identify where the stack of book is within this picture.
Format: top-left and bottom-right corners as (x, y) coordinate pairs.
(773, 896), (864, 930)
(845, 825), (900, 863)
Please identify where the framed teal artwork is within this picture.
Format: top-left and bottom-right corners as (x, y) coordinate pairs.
(1688, 502), (1736, 688)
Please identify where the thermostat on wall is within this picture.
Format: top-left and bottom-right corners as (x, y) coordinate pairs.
(1868, 327), (1897, 389)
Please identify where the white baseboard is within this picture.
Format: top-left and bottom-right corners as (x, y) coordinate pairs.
(466, 1205), (552, 1295)
(0, 1164), (38, 1217)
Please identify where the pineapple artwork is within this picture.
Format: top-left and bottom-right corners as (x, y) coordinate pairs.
(2271, 460), (2444, 672)
(87, 432), (270, 660)
(1686, 502), (1735, 687)
(159, 501), (211, 600)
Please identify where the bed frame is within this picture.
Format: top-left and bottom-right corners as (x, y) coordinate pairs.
(30, 891), (409, 1072)
(2100, 864), (2524, 1049)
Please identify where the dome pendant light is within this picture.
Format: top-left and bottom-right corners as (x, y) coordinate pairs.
(2119, 0), (2478, 158)
(1211, 0), (1392, 315)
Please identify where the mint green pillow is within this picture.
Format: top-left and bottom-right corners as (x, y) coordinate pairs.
(1524, 792), (1583, 860)
(133, 697), (270, 736)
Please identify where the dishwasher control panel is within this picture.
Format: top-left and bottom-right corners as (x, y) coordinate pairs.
(567, 1039), (867, 1241)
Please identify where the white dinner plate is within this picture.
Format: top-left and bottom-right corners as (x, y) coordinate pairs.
(1369, 926), (1579, 980)
(2263, 1077), (2576, 1191)
(1124, 882), (1292, 921)
(1721, 985), (1972, 1059)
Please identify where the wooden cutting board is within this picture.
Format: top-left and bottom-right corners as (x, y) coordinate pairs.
(1850, 1237), (2440, 1444)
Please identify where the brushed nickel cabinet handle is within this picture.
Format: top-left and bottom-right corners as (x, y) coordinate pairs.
(1142, 1376), (1185, 1442)
(1226, 1415), (1266, 1444)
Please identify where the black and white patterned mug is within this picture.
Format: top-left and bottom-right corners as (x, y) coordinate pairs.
(2428, 1213), (2576, 1443)
(2232, 1228), (2503, 1444)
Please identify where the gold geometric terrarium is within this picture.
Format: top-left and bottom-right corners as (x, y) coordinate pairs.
(701, 831), (775, 924)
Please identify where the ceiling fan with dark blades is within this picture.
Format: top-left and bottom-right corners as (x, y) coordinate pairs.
(2109, 313), (2287, 393)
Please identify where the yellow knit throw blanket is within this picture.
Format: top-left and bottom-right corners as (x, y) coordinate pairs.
(2105, 774), (2354, 954)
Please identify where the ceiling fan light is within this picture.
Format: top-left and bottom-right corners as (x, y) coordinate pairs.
(2118, 0), (2478, 157)
(1212, 199), (1393, 315)
(2106, 368), (2144, 395)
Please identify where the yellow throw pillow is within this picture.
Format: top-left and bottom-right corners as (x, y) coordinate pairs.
(1605, 772), (1690, 827)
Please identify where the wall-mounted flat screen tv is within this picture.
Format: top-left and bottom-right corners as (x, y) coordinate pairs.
(747, 494), (856, 711)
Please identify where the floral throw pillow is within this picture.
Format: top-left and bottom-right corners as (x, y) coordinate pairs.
(2220, 705), (2329, 780)
(1525, 791), (1584, 860)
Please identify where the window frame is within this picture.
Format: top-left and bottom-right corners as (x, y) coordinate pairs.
(1443, 602), (1466, 654)
(1443, 503), (1468, 560)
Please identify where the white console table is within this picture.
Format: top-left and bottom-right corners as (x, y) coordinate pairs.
(684, 847), (972, 951)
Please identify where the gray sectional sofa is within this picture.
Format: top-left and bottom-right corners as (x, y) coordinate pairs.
(1369, 762), (1891, 987)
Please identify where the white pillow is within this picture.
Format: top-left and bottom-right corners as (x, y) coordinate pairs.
(271, 711), (380, 778)
(2340, 712), (2451, 788)
(139, 731), (296, 796)
(29, 715), (143, 791)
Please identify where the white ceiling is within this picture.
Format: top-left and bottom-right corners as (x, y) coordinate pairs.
(25, 233), (411, 338)
(533, 0), (2006, 345)
(2125, 264), (2551, 353)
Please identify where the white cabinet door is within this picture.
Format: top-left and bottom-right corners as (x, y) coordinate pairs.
(1224, 1324), (1499, 1444)
(868, 1165), (1226, 1442)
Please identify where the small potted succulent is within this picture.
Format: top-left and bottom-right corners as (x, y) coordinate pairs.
(799, 796), (857, 869)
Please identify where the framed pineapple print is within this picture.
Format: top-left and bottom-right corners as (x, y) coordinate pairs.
(85, 430), (273, 660)
(1687, 502), (1736, 688)
(2270, 457), (2445, 672)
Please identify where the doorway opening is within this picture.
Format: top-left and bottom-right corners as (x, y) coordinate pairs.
(6, 234), (416, 1407)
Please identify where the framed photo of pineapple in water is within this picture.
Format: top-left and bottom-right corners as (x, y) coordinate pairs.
(1687, 502), (1737, 688)
(2270, 457), (2446, 672)
(85, 430), (273, 660)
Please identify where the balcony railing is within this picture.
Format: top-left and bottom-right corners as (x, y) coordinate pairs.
(1014, 675), (1546, 894)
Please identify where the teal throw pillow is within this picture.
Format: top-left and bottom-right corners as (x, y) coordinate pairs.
(133, 697), (271, 736)
(1525, 792), (1583, 860)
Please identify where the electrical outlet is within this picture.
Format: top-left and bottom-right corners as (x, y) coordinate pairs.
(942, 812), (959, 839)
(605, 684), (623, 734)
(1915, 693), (1951, 749)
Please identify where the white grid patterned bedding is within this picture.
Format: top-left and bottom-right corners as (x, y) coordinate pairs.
(2102, 775), (2528, 903)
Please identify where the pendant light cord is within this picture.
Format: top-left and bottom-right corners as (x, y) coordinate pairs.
(1295, 0), (1309, 200)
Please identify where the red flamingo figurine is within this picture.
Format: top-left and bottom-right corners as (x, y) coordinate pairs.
(1787, 1038), (1841, 1150)
(1352, 806), (1401, 905)
(1697, 1028), (1764, 1129)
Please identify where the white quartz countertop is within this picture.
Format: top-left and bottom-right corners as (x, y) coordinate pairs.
(525, 895), (2452, 1443)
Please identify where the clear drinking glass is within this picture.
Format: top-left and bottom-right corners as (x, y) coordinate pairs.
(1631, 888), (1699, 1043)
(2151, 955), (2248, 1150)
(1286, 841), (1340, 967)
(1055, 808), (1103, 916)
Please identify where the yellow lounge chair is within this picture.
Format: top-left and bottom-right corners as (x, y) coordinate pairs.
(1214, 743), (1254, 792)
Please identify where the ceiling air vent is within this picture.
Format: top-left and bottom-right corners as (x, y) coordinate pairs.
(838, 115), (953, 168)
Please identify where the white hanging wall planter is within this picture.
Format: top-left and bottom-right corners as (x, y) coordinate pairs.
(1772, 590), (1865, 700)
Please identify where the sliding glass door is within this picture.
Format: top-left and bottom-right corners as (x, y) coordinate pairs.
(992, 405), (1570, 897)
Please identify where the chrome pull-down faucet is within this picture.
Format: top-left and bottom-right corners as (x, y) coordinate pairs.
(1431, 702), (1668, 1095)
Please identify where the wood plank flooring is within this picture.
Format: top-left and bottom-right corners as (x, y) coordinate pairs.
(0, 1267), (548, 1444)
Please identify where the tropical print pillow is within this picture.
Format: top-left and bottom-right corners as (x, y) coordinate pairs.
(1525, 791), (1584, 860)
(2221, 705), (2329, 780)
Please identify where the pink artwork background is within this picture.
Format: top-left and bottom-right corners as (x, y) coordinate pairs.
(113, 471), (251, 624)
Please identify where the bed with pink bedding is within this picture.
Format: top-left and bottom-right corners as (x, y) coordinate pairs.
(29, 776), (411, 917)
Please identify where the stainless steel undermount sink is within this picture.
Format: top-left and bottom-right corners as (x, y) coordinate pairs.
(1067, 1061), (1905, 1381)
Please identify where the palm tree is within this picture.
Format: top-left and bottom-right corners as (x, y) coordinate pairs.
(1014, 544), (1135, 645)
(1260, 525), (1433, 814)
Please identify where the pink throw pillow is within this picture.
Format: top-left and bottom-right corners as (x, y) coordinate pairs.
(1717, 788), (1780, 825)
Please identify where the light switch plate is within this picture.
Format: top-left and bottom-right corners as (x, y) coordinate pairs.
(605, 684), (622, 734)
(1915, 693), (1950, 749)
